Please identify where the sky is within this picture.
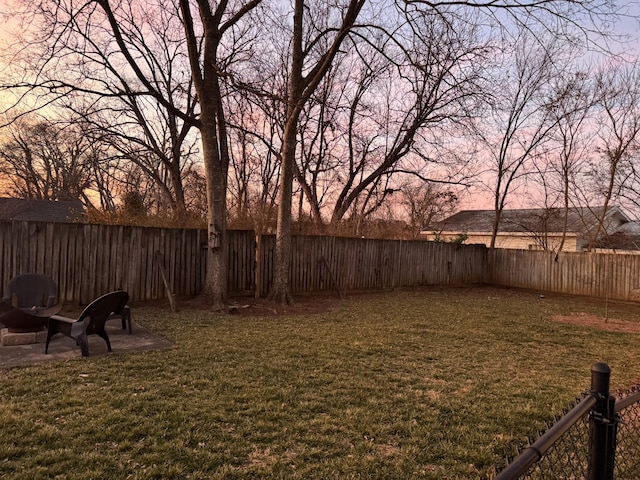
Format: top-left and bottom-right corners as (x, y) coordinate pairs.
(456, 2), (640, 212)
(0, 0), (640, 214)
(0, 0), (21, 117)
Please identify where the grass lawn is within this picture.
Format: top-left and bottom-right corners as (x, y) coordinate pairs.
(2, 286), (640, 479)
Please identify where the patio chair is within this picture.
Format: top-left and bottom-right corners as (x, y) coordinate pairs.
(2, 273), (58, 309)
(0, 273), (62, 332)
(45, 290), (129, 357)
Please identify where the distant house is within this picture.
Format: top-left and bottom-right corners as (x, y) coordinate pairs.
(422, 206), (632, 252)
(0, 198), (84, 223)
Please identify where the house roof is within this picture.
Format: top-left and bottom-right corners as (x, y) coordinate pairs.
(595, 231), (640, 250)
(594, 221), (640, 250)
(432, 207), (630, 235)
(0, 198), (84, 223)
(613, 221), (640, 235)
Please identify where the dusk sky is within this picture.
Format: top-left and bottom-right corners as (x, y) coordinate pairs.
(1, 1), (640, 214)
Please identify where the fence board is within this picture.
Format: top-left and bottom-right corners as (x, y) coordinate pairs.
(0, 223), (9, 290)
(226, 230), (254, 294)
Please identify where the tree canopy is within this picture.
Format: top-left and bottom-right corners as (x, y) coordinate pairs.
(1, 0), (638, 304)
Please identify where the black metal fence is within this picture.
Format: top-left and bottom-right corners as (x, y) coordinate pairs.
(496, 363), (640, 480)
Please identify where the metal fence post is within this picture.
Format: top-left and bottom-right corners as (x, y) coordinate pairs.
(588, 362), (617, 480)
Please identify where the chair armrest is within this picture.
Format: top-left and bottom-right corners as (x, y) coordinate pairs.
(49, 314), (75, 324)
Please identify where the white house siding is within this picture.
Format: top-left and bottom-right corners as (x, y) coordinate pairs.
(424, 232), (580, 252)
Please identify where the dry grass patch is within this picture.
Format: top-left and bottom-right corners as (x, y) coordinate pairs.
(552, 312), (640, 334)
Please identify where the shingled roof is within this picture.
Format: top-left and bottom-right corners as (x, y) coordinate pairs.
(0, 198), (84, 223)
(434, 207), (629, 235)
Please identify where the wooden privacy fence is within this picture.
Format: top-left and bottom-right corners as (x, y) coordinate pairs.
(4, 220), (640, 304)
(488, 248), (640, 302)
(256, 235), (487, 296)
(0, 221), (488, 303)
(0, 221), (208, 304)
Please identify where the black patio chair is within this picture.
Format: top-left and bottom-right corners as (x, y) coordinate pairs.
(45, 290), (129, 357)
(2, 273), (58, 309)
(0, 273), (61, 332)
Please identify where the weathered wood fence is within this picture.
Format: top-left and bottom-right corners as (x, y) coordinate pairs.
(488, 248), (640, 302)
(2, 220), (640, 304)
(0, 221), (208, 304)
(256, 235), (487, 296)
(0, 221), (487, 304)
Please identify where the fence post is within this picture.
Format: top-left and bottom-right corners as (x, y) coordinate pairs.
(588, 362), (617, 480)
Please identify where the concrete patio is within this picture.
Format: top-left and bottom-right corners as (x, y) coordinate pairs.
(0, 320), (175, 368)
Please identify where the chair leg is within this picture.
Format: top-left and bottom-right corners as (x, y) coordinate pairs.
(45, 318), (72, 354)
(97, 329), (112, 352)
(76, 333), (89, 357)
(45, 331), (54, 354)
(122, 306), (132, 334)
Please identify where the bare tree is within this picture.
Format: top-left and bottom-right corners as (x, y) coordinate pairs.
(181, 163), (207, 220)
(0, 116), (112, 206)
(270, 0), (366, 304)
(478, 30), (567, 248)
(178, 0), (263, 307)
(261, 0), (623, 303)
(400, 182), (459, 238)
(273, 7), (483, 230)
(2, 1), (200, 216)
(327, 8), (485, 225)
(533, 68), (598, 253)
(226, 92), (282, 231)
(580, 60), (640, 249)
(2, 0), (262, 308)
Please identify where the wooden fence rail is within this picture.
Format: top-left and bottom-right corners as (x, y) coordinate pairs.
(2, 220), (640, 304)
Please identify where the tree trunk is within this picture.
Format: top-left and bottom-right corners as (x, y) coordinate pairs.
(269, 0), (305, 305)
(270, 120), (296, 305)
(490, 208), (502, 249)
(269, 0), (364, 304)
(198, 106), (228, 310)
